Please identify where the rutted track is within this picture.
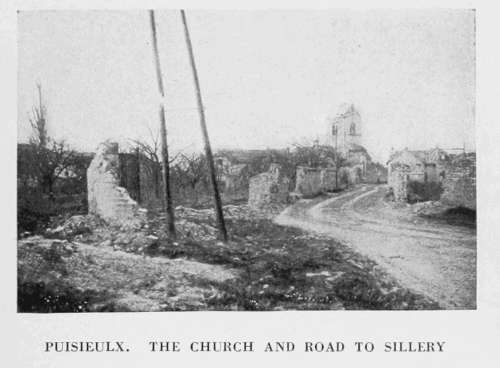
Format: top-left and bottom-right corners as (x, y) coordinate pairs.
(275, 184), (476, 309)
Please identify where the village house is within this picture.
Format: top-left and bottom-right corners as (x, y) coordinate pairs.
(387, 147), (476, 209)
(386, 147), (449, 201)
(214, 148), (288, 193)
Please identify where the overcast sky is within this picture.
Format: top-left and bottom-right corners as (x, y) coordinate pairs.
(17, 9), (475, 162)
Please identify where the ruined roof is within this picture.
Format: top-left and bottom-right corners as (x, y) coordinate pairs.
(387, 147), (450, 165)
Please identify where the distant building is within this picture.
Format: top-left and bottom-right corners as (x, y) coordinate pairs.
(387, 147), (449, 189)
(326, 103), (362, 156)
(214, 148), (288, 192)
(325, 104), (382, 181)
(387, 148), (476, 208)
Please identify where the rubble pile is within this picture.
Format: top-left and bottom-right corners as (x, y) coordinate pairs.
(28, 200), (284, 257)
(20, 236), (78, 255)
(410, 201), (448, 217)
(175, 204), (257, 221)
(176, 219), (218, 241)
(46, 215), (104, 239)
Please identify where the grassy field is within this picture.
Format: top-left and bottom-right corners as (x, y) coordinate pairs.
(18, 208), (439, 312)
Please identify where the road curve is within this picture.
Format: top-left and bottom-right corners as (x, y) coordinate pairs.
(275, 184), (476, 309)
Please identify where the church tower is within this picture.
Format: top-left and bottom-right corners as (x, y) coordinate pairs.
(327, 104), (362, 155)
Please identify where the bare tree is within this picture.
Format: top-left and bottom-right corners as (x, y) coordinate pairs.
(26, 84), (76, 198)
(130, 127), (184, 201)
(176, 153), (208, 204)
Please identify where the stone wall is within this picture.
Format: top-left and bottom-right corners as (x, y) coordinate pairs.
(392, 169), (410, 201)
(320, 168), (337, 192)
(87, 141), (147, 228)
(338, 166), (363, 188)
(295, 166), (322, 196)
(441, 153), (476, 209)
(248, 163), (290, 210)
(295, 166), (337, 196)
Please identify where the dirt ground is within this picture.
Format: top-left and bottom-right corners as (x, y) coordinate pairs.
(18, 237), (237, 312)
(18, 200), (440, 312)
(275, 184), (476, 309)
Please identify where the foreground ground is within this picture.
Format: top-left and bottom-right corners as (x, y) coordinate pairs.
(275, 184), (476, 309)
(18, 202), (439, 312)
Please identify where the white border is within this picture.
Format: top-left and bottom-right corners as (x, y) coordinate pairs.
(2, 1), (500, 367)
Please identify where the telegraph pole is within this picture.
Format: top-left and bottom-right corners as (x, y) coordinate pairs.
(333, 125), (339, 189)
(149, 10), (176, 239)
(180, 9), (228, 242)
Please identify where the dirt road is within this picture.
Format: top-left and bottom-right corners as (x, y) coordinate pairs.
(275, 184), (476, 309)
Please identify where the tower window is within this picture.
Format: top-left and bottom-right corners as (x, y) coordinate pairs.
(349, 123), (356, 135)
(332, 125), (337, 136)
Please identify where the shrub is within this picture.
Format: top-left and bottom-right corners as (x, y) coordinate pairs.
(407, 181), (443, 203)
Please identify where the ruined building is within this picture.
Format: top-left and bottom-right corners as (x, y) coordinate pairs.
(292, 104), (387, 197)
(441, 153), (476, 209)
(325, 104), (373, 177)
(387, 148), (476, 209)
(387, 147), (448, 201)
(294, 166), (337, 197)
(87, 141), (148, 228)
(248, 164), (290, 210)
(326, 103), (363, 156)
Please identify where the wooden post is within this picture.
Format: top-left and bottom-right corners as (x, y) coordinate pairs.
(333, 125), (339, 189)
(180, 10), (228, 242)
(149, 10), (176, 239)
(135, 147), (141, 203)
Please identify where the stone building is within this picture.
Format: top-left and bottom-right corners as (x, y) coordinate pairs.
(326, 103), (362, 156)
(324, 104), (375, 180)
(387, 148), (448, 185)
(214, 148), (287, 194)
(215, 161), (250, 193)
(387, 147), (449, 200)
(295, 166), (337, 197)
(441, 153), (476, 209)
(387, 148), (476, 208)
(248, 164), (290, 210)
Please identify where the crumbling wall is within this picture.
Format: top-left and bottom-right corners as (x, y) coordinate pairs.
(338, 166), (363, 188)
(295, 166), (322, 196)
(388, 164), (410, 201)
(87, 141), (147, 228)
(248, 163), (289, 210)
(295, 166), (337, 196)
(320, 168), (337, 192)
(441, 154), (476, 209)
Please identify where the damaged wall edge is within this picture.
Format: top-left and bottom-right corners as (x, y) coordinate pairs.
(87, 141), (147, 228)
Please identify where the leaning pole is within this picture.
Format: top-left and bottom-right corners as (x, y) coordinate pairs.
(180, 9), (228, 242)
(149, 10), (176, 239)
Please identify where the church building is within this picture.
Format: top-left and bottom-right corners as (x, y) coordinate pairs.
(326, 103), (362, 156)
